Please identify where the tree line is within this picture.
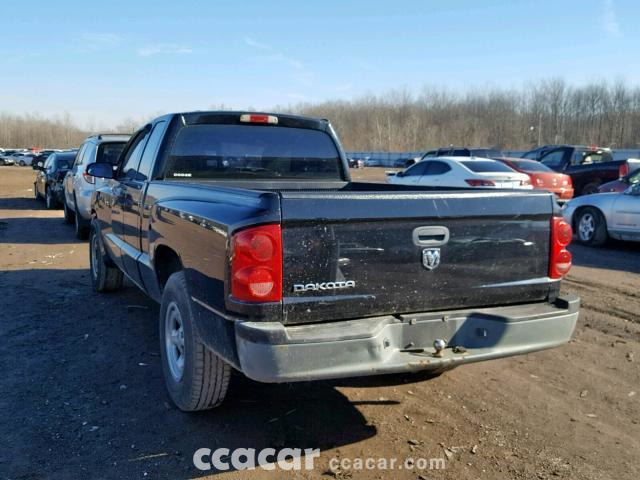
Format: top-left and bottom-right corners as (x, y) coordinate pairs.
(293, 79), (640, 151)
(2, 79), (640, 152)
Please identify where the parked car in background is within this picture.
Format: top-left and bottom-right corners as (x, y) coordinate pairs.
(34, 152), (75, 209)
(11, 152), (36, 166)
(63, 134), (130, 239)
(84, 111), (578, 411)
(423, 147), (504, 159)
(387, 157), (532, 189)
(1, 150), (17, 165)
(31, 149), (60, 169)
(495, 157), (573, 203)
(521, 145), (640, 196)
(598, 166), (640, 193)
(563, 183), (640, 245)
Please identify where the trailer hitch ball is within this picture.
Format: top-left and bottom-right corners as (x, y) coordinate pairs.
(433, 339), (446, 357)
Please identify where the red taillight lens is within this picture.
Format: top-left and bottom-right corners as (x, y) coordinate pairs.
(83, 171), (95, 184)
(619, 162), (629, 178)
(231, 224), (282, 302)
(465, 179), (495, 187)
(550, 217), (572, 279)
(239, 114), (278, 124)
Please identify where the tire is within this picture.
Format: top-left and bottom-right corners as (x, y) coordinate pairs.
(89, 221), (123, 292)
(576, 207), (608, 247)
(74, 199), (89, 240)
(19, 161), (25, 167)
(63, 198), (75, 224)
(45, 187), (56, 209)
(581, 181), (601, 196)
(160, 271), (231, 411)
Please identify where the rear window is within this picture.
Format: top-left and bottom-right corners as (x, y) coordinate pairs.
(163, 124), (342, 180)
(97, 142), (126, 166)
(509, 159), (553, 173)
(459, 160), (515, 173)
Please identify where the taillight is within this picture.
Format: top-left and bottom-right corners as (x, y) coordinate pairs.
(550, 217), (572, 279)
(535, 177), (544, 186)
(619, 162), (629, 178)
(465, 179), (495, 187)
(231, 224), (282, 302)
(83, 170), (95, 184)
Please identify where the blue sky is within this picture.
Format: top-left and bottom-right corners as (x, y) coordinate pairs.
(0, 0), (638, 129)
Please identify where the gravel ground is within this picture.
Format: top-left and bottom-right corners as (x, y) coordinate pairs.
(0, 166), (638, 480)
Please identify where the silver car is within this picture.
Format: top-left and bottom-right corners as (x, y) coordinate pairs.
(63, 134), (130, 239)
(563, 183), (640, 246)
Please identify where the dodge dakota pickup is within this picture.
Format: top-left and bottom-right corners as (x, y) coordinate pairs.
(86, 111), (579, 411)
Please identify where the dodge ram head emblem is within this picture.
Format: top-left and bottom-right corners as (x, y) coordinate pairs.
(422, 248), (441, 270)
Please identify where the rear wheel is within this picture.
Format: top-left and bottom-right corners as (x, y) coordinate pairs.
(63, 199), (75, 224)
(576, 207), (607, 247)
(160, 271), (231, 411)
(45, 187), (56, 209)
(19, 160), (25, 167)
(581, 181), (601, 196)
(89, 221), (123, 292)
(74, 199), (89, 240)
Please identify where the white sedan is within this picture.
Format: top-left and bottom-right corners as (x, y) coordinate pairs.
(386, 157), (532, 189)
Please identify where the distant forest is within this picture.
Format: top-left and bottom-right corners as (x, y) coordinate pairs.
(3, 79), (640, 151)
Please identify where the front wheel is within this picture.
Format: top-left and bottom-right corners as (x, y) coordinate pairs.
(160, 271), (231, 411)
(576, 207), (608, 246)
(89, 222), (123, 292)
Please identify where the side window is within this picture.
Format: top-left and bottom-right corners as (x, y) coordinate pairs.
(82, 143), (97, 166)
(73, 144), (87, 167)
(136, 121), (166, 181)
(540, 150), (566, 168)
(425, 161), (451, 175)
(404, 162), (429, 176)
(119, 128), (152, 180)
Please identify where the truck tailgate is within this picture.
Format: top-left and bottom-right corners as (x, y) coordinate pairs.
(279, 188), (555, 324)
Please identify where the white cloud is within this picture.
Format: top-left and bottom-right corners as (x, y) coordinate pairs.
(78, 33), (124, 52)
(244, 36), (272, 51)
(602, 0), (622, 37)
(137, 44), (193, 57)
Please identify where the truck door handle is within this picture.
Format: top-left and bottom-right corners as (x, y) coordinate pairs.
(412, 226), (450, 247)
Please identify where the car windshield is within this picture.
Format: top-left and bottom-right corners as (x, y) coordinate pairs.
(97, 142), (127, 165)
(627, 169), (640, 183)
(163, 124), (343, 180)
(459, 160), (515, 173)
(509, 159), (554, 173)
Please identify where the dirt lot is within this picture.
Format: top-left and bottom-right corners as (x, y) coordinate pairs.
(1, 166), (638, 480)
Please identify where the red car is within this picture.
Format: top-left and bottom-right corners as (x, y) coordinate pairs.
(496, 157), (574, 202)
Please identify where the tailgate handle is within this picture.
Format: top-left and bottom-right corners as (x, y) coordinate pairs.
(413, 226), (449, 247)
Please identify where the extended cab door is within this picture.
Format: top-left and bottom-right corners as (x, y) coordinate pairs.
(110, 127), (152, 286)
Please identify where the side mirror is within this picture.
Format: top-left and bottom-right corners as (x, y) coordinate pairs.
(85, 162), (114, 179)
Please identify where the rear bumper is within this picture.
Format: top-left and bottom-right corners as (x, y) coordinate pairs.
(235, 295), (579, 382)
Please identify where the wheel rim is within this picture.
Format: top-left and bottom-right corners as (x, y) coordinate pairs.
(90, 234), (99, 282)
(165, 301), (185, 382)
(578, 213), (595, 241)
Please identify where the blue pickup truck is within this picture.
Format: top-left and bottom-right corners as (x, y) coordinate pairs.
(85, 111), (579, 411)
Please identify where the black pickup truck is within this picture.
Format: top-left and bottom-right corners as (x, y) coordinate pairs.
(86, 111), (579, 411)
(522, 145), (640, 196)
